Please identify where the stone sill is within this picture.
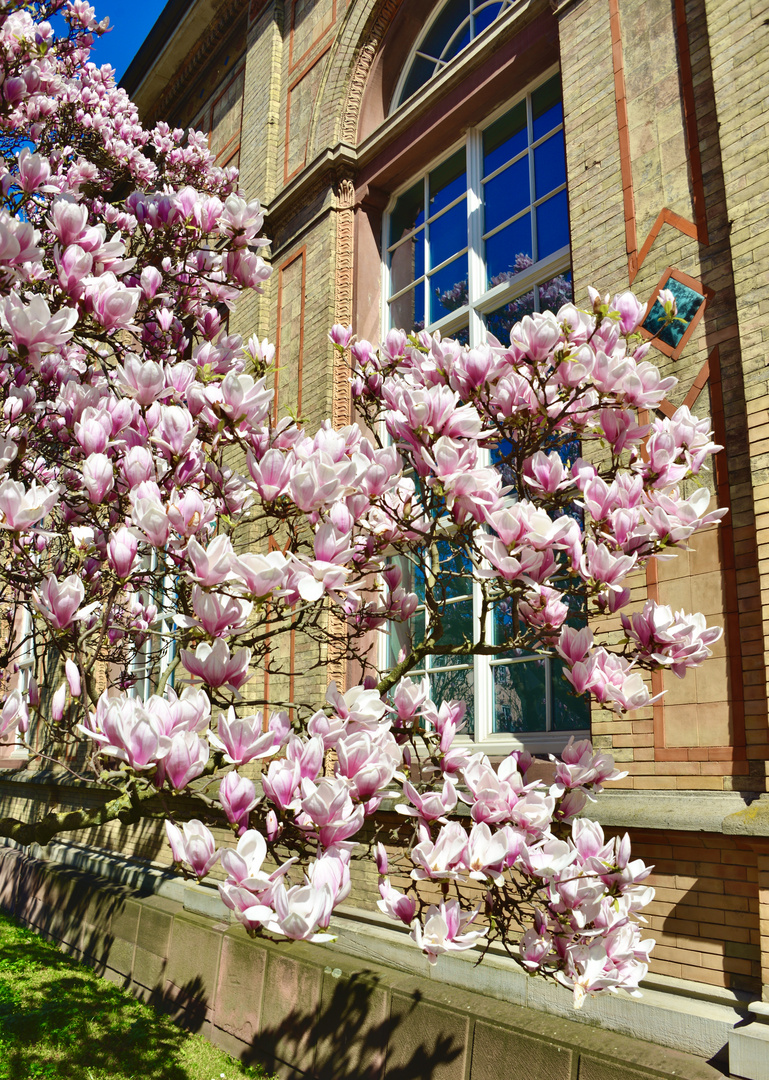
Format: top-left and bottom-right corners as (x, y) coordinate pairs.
(2, 769), (765, 834)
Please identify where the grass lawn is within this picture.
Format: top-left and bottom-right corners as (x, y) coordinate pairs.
(0, 913), (277, 1080)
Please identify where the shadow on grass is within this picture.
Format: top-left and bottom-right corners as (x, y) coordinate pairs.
(0, 915), (465, 1080)
(0, 915), (205, 1080)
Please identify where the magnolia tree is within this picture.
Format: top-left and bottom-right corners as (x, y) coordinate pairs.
(0, 1), (726, 1007)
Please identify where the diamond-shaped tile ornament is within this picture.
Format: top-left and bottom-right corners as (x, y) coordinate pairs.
(640, 268), (711, 359)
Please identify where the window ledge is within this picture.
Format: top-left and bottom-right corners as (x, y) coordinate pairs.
(578, 789), (762, 835)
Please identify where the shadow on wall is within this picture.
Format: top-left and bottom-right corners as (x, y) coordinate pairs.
(2, 847), (464, 1080)
(237, 972), (463, 1080)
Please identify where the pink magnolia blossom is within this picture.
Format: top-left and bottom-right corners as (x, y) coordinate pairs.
(165, 819), (219, 879)
(107, 526), (139, 578)
(0, 689), (28, 738)
(377, 881), (417, 925)
(0, 478), (59, 530)
(411, 900), (487, 965)
(33, 574), (95, 630)
(82, 453), (114, 503)
(2, 293), (77, 360)
(162, 731), (209, 790)
(218, 771), (258, 834)
(208, 706), (288, 765)
(180, 639), (251, 691)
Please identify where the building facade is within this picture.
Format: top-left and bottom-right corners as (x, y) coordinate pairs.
(1, 0), (768, 1075)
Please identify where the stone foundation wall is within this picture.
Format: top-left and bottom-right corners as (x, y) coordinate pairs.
(0, 843), (727, 1080)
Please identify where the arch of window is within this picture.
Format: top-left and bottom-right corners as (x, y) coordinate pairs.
(392, 0), (518, 111)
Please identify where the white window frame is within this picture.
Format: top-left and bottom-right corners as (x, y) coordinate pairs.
(129, 548), (177, 701)
(383, 65), (571, 347)
(7, 607), (34, 760)
(379, 69), (589, 754)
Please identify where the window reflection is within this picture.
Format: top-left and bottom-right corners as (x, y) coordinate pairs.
(390, 181), (424, 246)
(532, 74), (563, 139)
(493, 659), (547, 734)
(485, 216), (532, 286)
(536, 188), (569, 261)
(484, 156), (530, 233)
(430, 253), (469, 322)
(430, 199), (467, 269)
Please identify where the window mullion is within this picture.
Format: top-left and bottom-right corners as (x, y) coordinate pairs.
(473, 584), (491, 742)
(423, 174), (430, 330)
(466, 127), (484, 349)
(527, 91), (537, 265)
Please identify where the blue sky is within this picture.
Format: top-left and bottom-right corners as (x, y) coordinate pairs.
(86, 1), (170, 83)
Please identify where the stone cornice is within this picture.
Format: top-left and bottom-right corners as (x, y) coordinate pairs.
(263, 142), (359, 231)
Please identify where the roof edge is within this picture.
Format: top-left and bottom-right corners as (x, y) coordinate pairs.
(119, 0), (195, 97)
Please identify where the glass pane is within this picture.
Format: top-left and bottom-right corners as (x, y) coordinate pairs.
(446, 324), (470, 347)
(430, 253), (468, 323)
(412, 609), (426, 650)
(535, 189), (569, 260)
(533, 129), (566, 199)
(412, 541), (472, 604)
(493, 597), (537, 653)
(398, 55), (436, 106)
(552, 659), (590, 730)
(390, 608), (425, 667)
(389, 283), (425, 333)
(642, 276), (704, 350)
(389, 181), (424, 248)
(430, 666), (475, 738)
(493, 659), (547, 733)
(473, 1), (504, 35)
(489, 435), (518, 489)
(443, 20), (472, 60)
(485, 290), (535, 346)
(483, 100), (527, 177)
(532, 74), (563, 141)
(390, 231), (425, 296)
(420, 0), (471, 61)
(485, 213), (531, 286)
(429, 197), (467, 269)
(436, 539), (472, 599)
(538, 269), (573, 314)
(483, 154), (529, 234)
(430, 598), (473, 665)
(429, 150), (467, 218)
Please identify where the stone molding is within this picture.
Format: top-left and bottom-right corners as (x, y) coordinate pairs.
(340, 0), (406, 146)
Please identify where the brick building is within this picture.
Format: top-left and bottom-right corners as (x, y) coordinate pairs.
(1, 0), (768, 1076)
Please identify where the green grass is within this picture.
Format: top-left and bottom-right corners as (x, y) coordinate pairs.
(0, 913), (277, 1080)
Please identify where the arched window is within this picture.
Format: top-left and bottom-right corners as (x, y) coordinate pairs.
(392, 0), (518, 110)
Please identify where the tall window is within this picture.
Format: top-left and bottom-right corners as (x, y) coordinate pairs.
(392, 0), (519, 109)
(383, 72), (586, 751)
(385, 72), (572, 351)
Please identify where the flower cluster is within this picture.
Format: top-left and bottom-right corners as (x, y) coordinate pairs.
(0, 3), (727, 1006)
